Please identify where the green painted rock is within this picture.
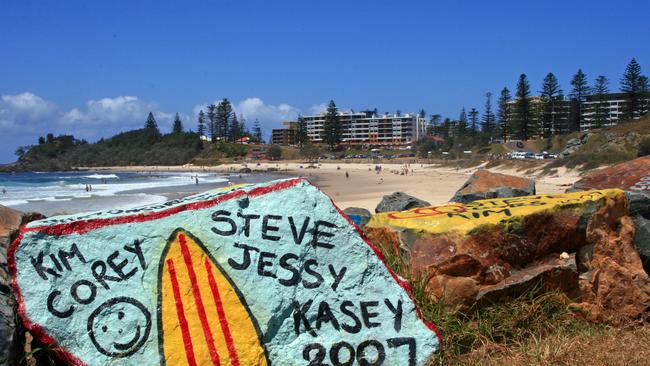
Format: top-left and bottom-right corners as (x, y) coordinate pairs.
(10, 178), (439, 366)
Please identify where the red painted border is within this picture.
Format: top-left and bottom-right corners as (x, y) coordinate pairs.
(8, 177), (441, 365)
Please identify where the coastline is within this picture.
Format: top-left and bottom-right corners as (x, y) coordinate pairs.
(78, 162), (582, 211)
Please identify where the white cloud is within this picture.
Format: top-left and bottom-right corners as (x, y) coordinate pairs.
(0, 92), (57, 131)
(0, 92), (183, 143)
(309, 102), (328, 115)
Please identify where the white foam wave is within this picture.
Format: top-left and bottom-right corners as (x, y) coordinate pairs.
(83, 174), (120, 179)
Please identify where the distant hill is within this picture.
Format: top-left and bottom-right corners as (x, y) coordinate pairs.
(2, 129), (203, 171)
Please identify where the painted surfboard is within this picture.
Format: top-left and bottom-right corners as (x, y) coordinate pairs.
(158, 229), (268, 366)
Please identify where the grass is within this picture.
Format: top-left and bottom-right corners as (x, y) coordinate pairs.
(371, 233), (650, 366)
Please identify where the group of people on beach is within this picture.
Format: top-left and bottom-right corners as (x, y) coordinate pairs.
(84, 184), (93, 192)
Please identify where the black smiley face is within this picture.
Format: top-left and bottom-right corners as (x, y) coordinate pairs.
(87, 297), (152, 357)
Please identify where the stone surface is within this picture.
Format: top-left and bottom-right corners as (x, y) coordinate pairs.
(451, 169), (536, 203)
(342, 207), (372, 228)
(375, 192), (430, 213)
(571, 155), (650, 193)
(365, 190), (626, 312)
(574, 193), (650, 324)
(476, 254), (579, 305)
(0, 205), (22, 366)
(9, 178), (439, 366)
(0, 206), (45, 365)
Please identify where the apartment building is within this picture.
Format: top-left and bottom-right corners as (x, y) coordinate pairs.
(302, 110), (426, 145)
(271, 121), (299, 145)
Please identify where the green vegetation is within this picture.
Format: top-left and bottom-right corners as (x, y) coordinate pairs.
(266, 144), (282, 160)
(9, 128), (203, 171)
(323, 100), (341, 150)
(638, 138), (650, 157)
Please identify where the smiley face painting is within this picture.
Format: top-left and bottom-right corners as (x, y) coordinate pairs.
(87, 297), (152, 357)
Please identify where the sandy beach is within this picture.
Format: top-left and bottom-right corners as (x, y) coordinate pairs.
(87, 162), (583, 211)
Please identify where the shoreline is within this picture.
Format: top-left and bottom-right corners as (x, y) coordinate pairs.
(75, 162), (583, 211)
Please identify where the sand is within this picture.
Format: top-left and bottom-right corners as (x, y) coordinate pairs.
(86, 162), (583, 211)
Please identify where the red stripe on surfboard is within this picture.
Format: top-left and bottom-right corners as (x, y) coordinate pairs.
(205, 258), (240, 366)
(179, 234), (222, 366)
(167, 259), (198, 366)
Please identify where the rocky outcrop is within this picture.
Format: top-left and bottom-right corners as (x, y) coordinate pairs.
(0, 206), (45, 365)
(560, 133), (589, 157)
(570, 156), (650, 271)
(571, 155), (650, 193)
(574, 193), (650, 324)
(451, 169), (535, 203)
(364, 189), (650, 322)
(375, 191), (430, 213)
(342, 207), (372, 228)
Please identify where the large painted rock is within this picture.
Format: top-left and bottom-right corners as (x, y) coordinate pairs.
(571, 155), (650, 193)
(570, 156), (650, 263)
(364, 190), (627, 310)
(9, 178), (439, 366)
(451, 169), (535, 203)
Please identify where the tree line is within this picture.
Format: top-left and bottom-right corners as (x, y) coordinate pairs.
(196, 99), (263, 143)
(430, 58), (649, 143)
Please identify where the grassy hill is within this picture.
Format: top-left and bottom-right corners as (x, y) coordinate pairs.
(3, 129), (203, 171)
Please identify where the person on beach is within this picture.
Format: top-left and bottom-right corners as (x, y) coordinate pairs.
(195, 176), (199, 185)
(345, 171), (349, 179)
(1, 188), (5, 195)
(85, 184), (89, 192)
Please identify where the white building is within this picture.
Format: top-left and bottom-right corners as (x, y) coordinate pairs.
(302, 110), (425, 145)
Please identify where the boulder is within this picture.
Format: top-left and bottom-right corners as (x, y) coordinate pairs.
(364, 189), (649, 320)
(571, 156), (650, 194)
(0, 205), (21, 366)
(342, 207), (372, 228)
(451, 169), (535, 203)
(574, 193), (650, 324)
(570, 156), (650, 266)
(0, 206), (45, 365)
(10, 178), (439, 365)
(375, 192), (430, 213)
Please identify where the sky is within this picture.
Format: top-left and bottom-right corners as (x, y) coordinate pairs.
(1, 0), (649, 163)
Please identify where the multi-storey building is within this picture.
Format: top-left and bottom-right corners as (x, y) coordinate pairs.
(302, 110), (425, 145)
(502, 93), (650, 140)
(271, 121), (299, 145)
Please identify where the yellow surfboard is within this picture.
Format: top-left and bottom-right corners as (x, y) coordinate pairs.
(159, 229), (268, 366)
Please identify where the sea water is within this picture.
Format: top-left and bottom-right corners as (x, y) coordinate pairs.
(0, 171), (231, 215)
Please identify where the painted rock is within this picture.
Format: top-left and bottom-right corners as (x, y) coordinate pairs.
(451, 169), (535, 203)
(364, 189), (625, 309)
(9, 178), (439, 366)
(571, 155), (650, 193)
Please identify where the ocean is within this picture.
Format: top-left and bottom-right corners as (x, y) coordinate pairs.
(0, 171), (282, 216)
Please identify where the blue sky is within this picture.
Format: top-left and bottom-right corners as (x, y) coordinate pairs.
(1, 0), (649, 163)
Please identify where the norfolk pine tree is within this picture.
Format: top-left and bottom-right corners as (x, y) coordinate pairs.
(468, 108), (479, 135)
(207, 104), (218, 142)
(569, 69), (590, 132)
(172, 113), (184, 134)
(497, 87), (512, 141)
(145, 112), (160, 135)
(539, 73), (562, 138)
(197, 110), (206, 137)
(593, 76), (609, 128)
(216, 99), (234, 141)
(482, 92), (496, 140)
(296, 115), (308, 147)
(515, 74), (533, 140)
(620, 58), (645, 120)
(323, 100), (341, 150)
